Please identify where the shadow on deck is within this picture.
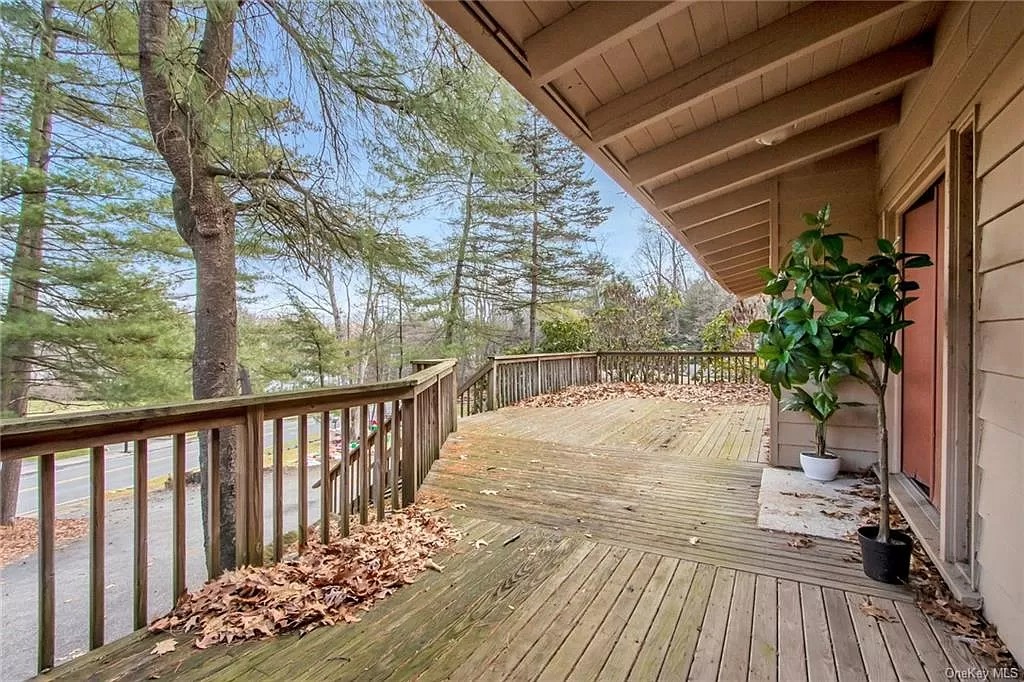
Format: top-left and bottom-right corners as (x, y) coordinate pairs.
(42, 398), (984, 681)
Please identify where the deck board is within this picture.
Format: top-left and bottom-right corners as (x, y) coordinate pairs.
(40, 399), (987, 682)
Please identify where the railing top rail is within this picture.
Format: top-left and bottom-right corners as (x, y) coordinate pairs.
(0, 360), (458, 461)
(597, 350), (757, 356)
(492, 352), (598, 362)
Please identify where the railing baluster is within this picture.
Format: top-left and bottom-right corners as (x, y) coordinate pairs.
(90, 445), (104, 649)
(391, 399), (401, 509)
(320, 410), (331, 544)
(298, 415), (308, 550)
(375, 401), (386, 522)
(38, 452), (55, 673)
(341, 407), (351, 536)
(402, 397), (417, 506)
(208, 429), (221, 578)
(172, 433), (186, 602)
(134, 440), (148, 629)
(359, 404), (370, 525)
(272, 418), (284, 562)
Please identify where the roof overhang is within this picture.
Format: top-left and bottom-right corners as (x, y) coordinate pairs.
(426, 1), (938, 296)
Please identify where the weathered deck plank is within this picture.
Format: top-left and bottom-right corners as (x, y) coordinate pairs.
(39, 399), (986, 682)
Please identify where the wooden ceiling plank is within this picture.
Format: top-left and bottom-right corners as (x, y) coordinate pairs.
(720, 272), (766, 289)
(653, 98), (901, 209)
(700, 228), (770, 257)
(684, 204), (770, 244)
(669, 183), (769, 228)
(525, 1), (691, 84)
(587, 1), (909, 144)
(627, 36), (932, 185)
(704, 244), (770, 267)
(716, 258), (769, 278)
(709, 258), (770, 280)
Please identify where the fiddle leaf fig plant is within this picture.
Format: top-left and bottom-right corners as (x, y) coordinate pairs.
(750, 203), (932, 544)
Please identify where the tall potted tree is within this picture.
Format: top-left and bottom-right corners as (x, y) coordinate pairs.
(752, 205), (931, 583)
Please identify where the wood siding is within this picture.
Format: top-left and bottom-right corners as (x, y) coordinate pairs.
(877, 1), (1024, 661)
(771, 144), (881, 471)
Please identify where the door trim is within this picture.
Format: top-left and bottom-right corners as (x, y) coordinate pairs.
(880, 109), (978, 587)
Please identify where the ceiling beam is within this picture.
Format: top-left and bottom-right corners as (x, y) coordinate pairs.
(653, 99), (901, 210)
(524, 2), (691, 84)
(670, 183), (768, 228)
(701, 230), (769, 258)
(684, 204), (770, 245)
(587, 1), (908, 145)
(627, 36), (933, 185)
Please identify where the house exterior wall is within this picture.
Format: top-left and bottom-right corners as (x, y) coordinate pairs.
(875, 1), (1024, 661)
(770, 144), (881, 472)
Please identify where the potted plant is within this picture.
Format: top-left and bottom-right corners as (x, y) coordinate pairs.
(780, 363), (856, 481)
(751, 204), (932, 583)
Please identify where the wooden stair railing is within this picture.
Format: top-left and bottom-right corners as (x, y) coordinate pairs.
(0, 359), (458, 674)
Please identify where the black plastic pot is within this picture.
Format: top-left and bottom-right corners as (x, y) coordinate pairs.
(858, 526), (913, 584)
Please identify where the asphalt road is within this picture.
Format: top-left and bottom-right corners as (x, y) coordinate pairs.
(2, 468), (324, 682)
(16, 418), (324, 516)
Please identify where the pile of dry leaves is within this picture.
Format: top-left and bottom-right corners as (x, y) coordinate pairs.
(0, 517), (88, 566)
(847, 481), (1016, 666)
(150, 503), (460, 649)
(516, 381), (769, 408)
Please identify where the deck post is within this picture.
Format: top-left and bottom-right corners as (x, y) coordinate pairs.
(486, 358), (497, 411)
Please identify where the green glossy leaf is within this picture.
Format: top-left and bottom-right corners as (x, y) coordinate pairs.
(810, 279), (834, 306)
(877, 238), (895, 254)
(854, 329), (886, 357)
(748, 319), (769, 334)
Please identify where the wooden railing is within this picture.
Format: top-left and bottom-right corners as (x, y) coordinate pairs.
(0, 359), (457, 674)
(456, 351), (762, 417)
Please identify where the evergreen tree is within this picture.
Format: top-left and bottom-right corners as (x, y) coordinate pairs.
(485, 108), (611, 350)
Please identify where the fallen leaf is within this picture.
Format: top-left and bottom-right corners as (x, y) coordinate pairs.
(451, 503), (466, 511)
(425, 559), (445, 573)
(480, 490), (499, 496)
(788, 537), (814, 549)
(473, 539), (489, 549)
(150, 639), (177, 656)
(689, 536), (701, 545)
(858, 598), (899, 622)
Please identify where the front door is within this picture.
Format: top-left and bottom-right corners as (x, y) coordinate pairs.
(901, 179), (945, 505)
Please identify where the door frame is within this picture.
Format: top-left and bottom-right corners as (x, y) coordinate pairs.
(880, 108), (977, 581)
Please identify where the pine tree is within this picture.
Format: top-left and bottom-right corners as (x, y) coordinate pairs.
(485, 108), (611, 351)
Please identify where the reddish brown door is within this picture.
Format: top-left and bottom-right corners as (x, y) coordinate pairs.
(901, 179), (944, 504)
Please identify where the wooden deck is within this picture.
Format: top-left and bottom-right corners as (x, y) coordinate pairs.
(41, 398), (985, 681)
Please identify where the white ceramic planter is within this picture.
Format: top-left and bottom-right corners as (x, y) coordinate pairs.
(800, 451), (841, 482)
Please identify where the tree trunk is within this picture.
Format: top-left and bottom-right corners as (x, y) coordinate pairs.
(876, 388), (890, 543)
(444, 165), (474, 346)
(139, 0), (241, 571)
(529, 200), (540, 352)
(0, 0), (55, 526)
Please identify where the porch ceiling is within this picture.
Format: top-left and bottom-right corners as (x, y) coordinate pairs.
(426, 0), (941, 296)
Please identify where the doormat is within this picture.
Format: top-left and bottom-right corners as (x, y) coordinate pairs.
(756, 467), (875, 540)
